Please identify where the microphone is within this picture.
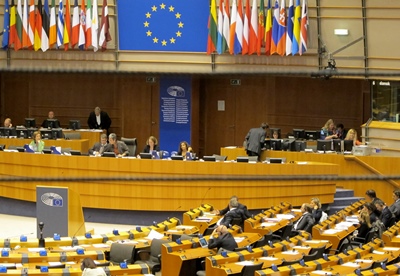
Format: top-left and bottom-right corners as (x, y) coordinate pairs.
(200, 187), (212, 206)
(72, 216), (91, 246)
(323, 144), (326, 153)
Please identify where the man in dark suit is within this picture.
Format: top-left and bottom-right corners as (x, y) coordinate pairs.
(88, 133), (112, 155)
(389, 189), (400, 221)
(293, 203), (315, 233)
(245, 122), (268, 160)
(207, 225), (238, 251)
(87, 107), (112, 134)
(213, 195), (252, 219)
(375, 199), (395, 228)
(216, 197), (246, 228)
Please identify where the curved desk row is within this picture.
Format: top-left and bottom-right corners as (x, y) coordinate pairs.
(0, 138), (89, 153)
(0, 151), (338, 211)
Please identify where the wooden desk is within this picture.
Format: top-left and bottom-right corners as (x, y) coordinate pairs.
(0, 250), (104, 264)
(161, 230), (262, 276)
(0, 264), (150, 276)
(0, 138), (89, 153)
(63, 129), (104, 150)
(0, 152), (338, 211)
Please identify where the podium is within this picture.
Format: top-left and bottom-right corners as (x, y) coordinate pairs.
(36, 186), (85, 238)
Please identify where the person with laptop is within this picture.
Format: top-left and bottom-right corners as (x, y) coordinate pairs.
(89, 134), (111, 156)
(177, 141), (193, 160)
(142, 136), (160, 153)
(29, 131), (45, 153)
(207, 225), (238, 252)
(105, 133), (129, 157)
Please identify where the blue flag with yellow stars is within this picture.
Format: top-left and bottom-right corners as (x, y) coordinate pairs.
(118, 0), (209, 52)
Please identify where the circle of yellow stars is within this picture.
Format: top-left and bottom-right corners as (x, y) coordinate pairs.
(143, 3), (184, 47)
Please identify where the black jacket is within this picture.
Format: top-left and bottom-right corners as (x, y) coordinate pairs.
(294, 212), (315, 233)
(219, 208), (245, 228)
(87, 111), (112, 131)
(219, 203), (252, 219)
(208, 232), (238, 251)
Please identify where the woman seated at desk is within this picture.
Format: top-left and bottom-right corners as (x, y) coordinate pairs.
(142, 136), (160, 153)
(345, 129), (362, 146)
(178, 141), (193, 160)
(29, 131), (45, 153)
(354, 211), (372, 240)
(320, 119), (338, 140)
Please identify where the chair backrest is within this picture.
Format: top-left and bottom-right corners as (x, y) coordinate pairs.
(121, 137), (137, 156)
(240, 263), (263, 276)
(109, 243), (136, 264)
(309, 245), (326, 259)
(230, 217), (244, 228)
(302, 251), (319, 262)
(64, 132), (81, 140)
(150, 239), (170, 258)
(281, 258), (303, 266)
(253, 235), (268, 248)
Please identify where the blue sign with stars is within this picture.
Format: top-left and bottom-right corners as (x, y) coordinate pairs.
(117, 0), (209, 52)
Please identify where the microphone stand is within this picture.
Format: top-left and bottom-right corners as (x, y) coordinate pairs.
(38, 222), (45, 247)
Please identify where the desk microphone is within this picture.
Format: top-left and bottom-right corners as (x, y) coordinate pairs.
(323, 144), (326, 153)
(72, 216), (91, 246)
(200, 187), (212, 206)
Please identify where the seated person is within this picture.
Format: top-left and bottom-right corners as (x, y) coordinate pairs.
(105, 133), (129, 157)
(212, 195), (251, 219)
(142, 136), (160, 153)
(375, 199), (395, 228)
(216, 197), (245, 227)
(320, 119), (338, 140)
(310, 197), (322, 224)
(81, 257), (106, 276)
(272, 130), (279, 139)
(4, 118), (12, 128)
(29, 131), (45, 152)
(336, 123), (346, 140)
(207, 225), (238, 252)
(89, 133), (111, 156)
(41, 111), (60, 128)
(354, 211), (372, 240)
(361, 202), (378, 223)
(389, 189), (400, 221)
(344, 128), (362, 146)
(177, 141), (193, 159)
(293, 203), (315, 233)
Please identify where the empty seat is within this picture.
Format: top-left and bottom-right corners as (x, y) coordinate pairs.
(121, 137), (137, 156)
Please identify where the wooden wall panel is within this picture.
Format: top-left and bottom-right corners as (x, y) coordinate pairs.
(0, 73), (368, 156)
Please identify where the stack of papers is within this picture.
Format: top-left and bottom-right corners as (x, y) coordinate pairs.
(276, 214), (295, 220)
(235, 261), (255, 266)
(147, 230), (164, 240)
(234, 237), (245, 243)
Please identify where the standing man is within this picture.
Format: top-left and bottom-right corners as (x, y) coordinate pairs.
(245, 122), (268, 160)
(87, 107), (112, 134)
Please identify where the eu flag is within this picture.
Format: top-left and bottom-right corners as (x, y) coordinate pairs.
(2, 0), (10, 49)
(117, 0), (209, 52)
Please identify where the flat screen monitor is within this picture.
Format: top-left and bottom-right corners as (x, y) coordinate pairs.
(69, 120), (81, 130)
(45, 119), (60, 129)
(171, 155), (184, 161)
(292, 140), (307, 152)
(43, 148), (51, 154)
(270, 128), (281, 139)
(236, 156), (249, 163)
(17, 128), (28, 139)
(305, 130), (319, 140)
(333, 139), (342, 152)
(344, 140), (354, 152)
(41, 130), (53, 139)
(0, 144), (4, 151)
(70, 150), (81, 155)
(2, 127), (17, 137)
(102, 152), (116, 158)
(16, 146), (25, 152)
(269, 158), (284, 164)
(270, 139), (282, 151)
(317, 139), (332, 151)
(293, 129), (305, 139)
(25, 118), (36, 128)
(51, 128), (63, 139)
(140, 152), (152, 159)
(203, 156), (216, 162)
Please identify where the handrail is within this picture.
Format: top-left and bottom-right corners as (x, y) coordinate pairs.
(344, 155), (400, 188)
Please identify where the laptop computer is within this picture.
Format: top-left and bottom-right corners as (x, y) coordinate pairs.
(102, 152), (116, 158)
(171, 155), (184, 160)
(203, 156), (216, 162)
(140, 153), (152, 159)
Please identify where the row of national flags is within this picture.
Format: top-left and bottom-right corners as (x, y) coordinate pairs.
(2, 0), (111, 52)
(207, 0), (308, 56)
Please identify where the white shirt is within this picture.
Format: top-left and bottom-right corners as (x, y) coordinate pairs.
(96, 115), (101, 126)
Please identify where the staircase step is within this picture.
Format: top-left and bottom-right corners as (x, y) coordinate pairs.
(332, 197), (364, 207)
(334, 189), (356, 198)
